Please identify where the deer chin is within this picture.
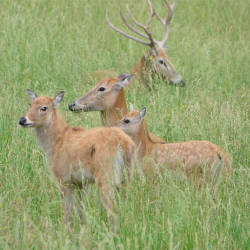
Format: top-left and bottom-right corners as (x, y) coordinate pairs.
(169, 78), (185, 87)
(70, 103), (103, 113)
(19, 116), (35, 128)
(20, 123), (34, 128)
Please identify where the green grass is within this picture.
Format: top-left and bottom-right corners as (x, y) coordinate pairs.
(0, 0), (249, 249)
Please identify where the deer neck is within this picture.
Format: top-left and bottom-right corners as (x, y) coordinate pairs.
(132, 50), (156, 74)
(132, 55), (146, 75)
(133, 121), (155, 160)
(35, 110), (69, 160)
(100, 89), (127, 127)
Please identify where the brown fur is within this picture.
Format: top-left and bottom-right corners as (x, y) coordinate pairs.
(20, 94), (136, 232)
(118, 110), (232, 187)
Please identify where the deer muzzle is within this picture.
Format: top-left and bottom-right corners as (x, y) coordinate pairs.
(169, 79), (185, 87)
(19, 116), (34, 127)
(68, 101), (89, 112)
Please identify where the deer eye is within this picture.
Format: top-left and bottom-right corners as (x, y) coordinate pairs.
(40, 106), (48, 111)
(123, 119), (130, 124)
(98, 87), (106, 91)
(159, 59), (166, 65)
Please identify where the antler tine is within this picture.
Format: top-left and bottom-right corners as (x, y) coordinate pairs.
(145, 0), (154, 28)
(120, 10), (149, 40)
(125, 5), (147, 32)
(125, 4), (157, 48)
(154, 9), (165, 26)
(158, 0), (177, 47)
(106, 9), (151, 46)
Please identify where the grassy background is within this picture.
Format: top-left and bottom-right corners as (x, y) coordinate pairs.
(0, 0), (249, 249)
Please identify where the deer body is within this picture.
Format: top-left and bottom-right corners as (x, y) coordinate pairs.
(118, 108), (232, 185)
(69, 74), (166, 143)
(19, 90), (135, 231)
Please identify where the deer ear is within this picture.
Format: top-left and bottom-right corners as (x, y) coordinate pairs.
(139, 107), (147, 121)
(114, 73), (133, 91)
(151, 48), (158, 57)
(26, 89), (37, 100)
(129, 103), (136, 111)
(53, 91), (65, 108)
(162, 46), (168, 52)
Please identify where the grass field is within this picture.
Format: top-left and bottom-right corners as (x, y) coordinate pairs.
(0, 0), (249, 249)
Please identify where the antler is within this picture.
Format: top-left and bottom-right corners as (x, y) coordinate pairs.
(155, 0), (177, 47)
(106, 9), (151, 46)
(106, 0), (177, 49)
(106, 0), (159, 49)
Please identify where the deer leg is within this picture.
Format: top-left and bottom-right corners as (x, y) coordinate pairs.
(75, 184), (93, 221)
(60, 185), (75, 225)
(98, 180), (119, 233)
(61, 185), (86, 225)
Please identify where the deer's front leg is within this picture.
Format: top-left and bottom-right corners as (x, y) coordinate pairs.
(97, 179), (119, 233)
(60, 185), (76, 225)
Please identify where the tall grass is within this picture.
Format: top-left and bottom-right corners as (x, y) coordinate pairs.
(0, 0), (249, 249)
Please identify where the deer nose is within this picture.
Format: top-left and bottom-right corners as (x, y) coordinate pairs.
(180, 79), (185, 87)
(169, 79), (186, 87)
(68, 102), (75, 111)
(19, 117), (27, 126)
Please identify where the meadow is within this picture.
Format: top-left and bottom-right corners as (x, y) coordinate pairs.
(0, 0), (249, 249)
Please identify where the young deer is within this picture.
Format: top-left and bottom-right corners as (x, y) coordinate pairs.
(117, 107), (232, 187)
(19, 89), (136, 232)
(106, 0), (185, 88)
(68, 73), (166, 143)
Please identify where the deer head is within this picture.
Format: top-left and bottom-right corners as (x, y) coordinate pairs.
(19, 89), (65, 128)
(69, 73), (132, 113)
(117, 107), (147, 140)
(106, 0), (185, 86)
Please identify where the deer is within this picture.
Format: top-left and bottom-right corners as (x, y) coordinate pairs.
(106, 0), (185, 88)
(117, 107), (232, 188)
(68, 73), (166, 143)
(19, 89), (136, 232)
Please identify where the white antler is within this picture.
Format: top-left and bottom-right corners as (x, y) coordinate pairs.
(156, 0), (177, 47)
(106, 9), (152, 46)
(106, 0), (177, 49)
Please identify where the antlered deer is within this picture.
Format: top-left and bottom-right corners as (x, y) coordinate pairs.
(19, 89), (136, 232)
(68, 73), (166, 143)
(106, 0), (185, 88)
(117, 107), (232, 187)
